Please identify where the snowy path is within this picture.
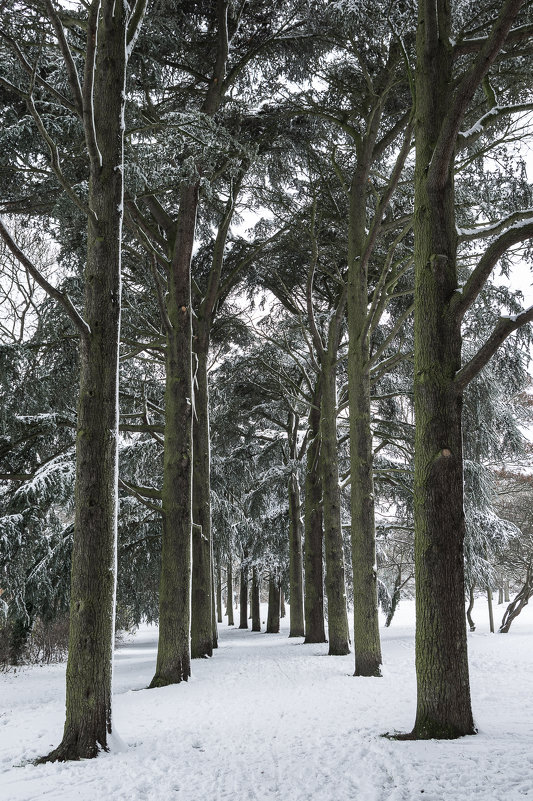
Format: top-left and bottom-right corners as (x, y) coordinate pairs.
(1, 601), (533, 801)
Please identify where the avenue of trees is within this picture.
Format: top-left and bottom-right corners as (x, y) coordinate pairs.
(1, 0), (533, 759)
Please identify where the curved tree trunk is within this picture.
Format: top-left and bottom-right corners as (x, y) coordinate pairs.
(288, 471), (305, 637)
(466, 585), (476, 632)
(304, 391), (326, 644)
(320, 360), (350, 656)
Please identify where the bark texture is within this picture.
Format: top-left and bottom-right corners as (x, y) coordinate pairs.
(304, 391), (326, 644)
(149, 182), (197, 687)
(251, 566), (261, 632)
(411, 0), (474, 737)
(191, 345), (214, 658)
(227, 560), (234, 626)
(320, 360), (350, 656)
(41, 0), (129, 761)
(239, 559), (248, 629)
(288, 471), (305, 637)
(266, 574), (281, 633)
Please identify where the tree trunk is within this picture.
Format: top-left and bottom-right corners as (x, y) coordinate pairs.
(280, 589), (286, 618)
(498, 584), (503, 605)
(227, 560), (234, 626)
(251, 566), (261, 632)
(320, 359), (350, 656)
(487, 585), (495, 633)
(410, 0), (475, 738)
(239, 558), (248, 629)
(346, 151), (382, 676)
(385, 570), (402, 628)
(216, 562), (223, 624)
(466, 585), (476, 632)
(191, 344), (214, 658)
(150, 182), (197, 688)
(499, 571), (533, 632)
(288, 471), (305, 637)
(40, 2), (129, 762)
(266, 573), (280, 633)
(504, 578), (510, 603)
(304, 390), (326, 644)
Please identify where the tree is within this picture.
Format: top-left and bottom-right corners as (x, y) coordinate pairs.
(0, 0), (146, 759)
(410, 0), (533, 739)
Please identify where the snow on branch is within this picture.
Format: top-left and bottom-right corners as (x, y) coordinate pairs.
(455, 304), (533, 392)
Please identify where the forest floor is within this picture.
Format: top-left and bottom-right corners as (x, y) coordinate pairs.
(1, 599), (532, 801)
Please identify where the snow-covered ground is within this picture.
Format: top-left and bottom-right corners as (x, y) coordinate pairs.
(1, 599), (532, 801)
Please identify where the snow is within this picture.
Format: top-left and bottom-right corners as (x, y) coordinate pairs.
(2, 601), (533, 801)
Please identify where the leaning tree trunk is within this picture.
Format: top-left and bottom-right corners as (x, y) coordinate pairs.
(320, 359), (350, 656)
(239, 558), (248, 629)
(304, 390), (326, 644)
(227, 559), (234, 626)
(41, 1), (128, 762)
(149, 182), (197, 688)
(466, 585), (476, 632)
(288, 470), (305, 637)
(251, 566), (261, 632)
(191, 344), (214, 658)
(499, 567), (533, 632)
(266, 573), (281, 633)
(410, 0), (474, 738)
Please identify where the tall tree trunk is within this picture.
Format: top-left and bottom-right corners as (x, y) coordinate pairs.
(191, 344), (214, 657)
(304, 390), (326, 643)
(41, 0), (129, 761)
(150, 182), (197, 687)
(216, 562), (223, 623)
(320, 360), (350, 655)
(251, 566), (261, 632)
(288, 471), (305, 637)
(239, 558), (248, 629)
(266, 573), (280, 633)
(410, 0), (474, 738)
(227, 559), (234, 626)
(347, 319), (382, 675)
(280, 588), (286, 618)
(504, 578), (510, 603)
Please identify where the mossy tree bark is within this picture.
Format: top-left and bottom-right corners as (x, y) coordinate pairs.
(251, 566), (261, 631)
(304, 384), (326, 644)
(266, 573), (281, 633)
(288, 468), (305, 637)
(36, 0), (146, 762)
